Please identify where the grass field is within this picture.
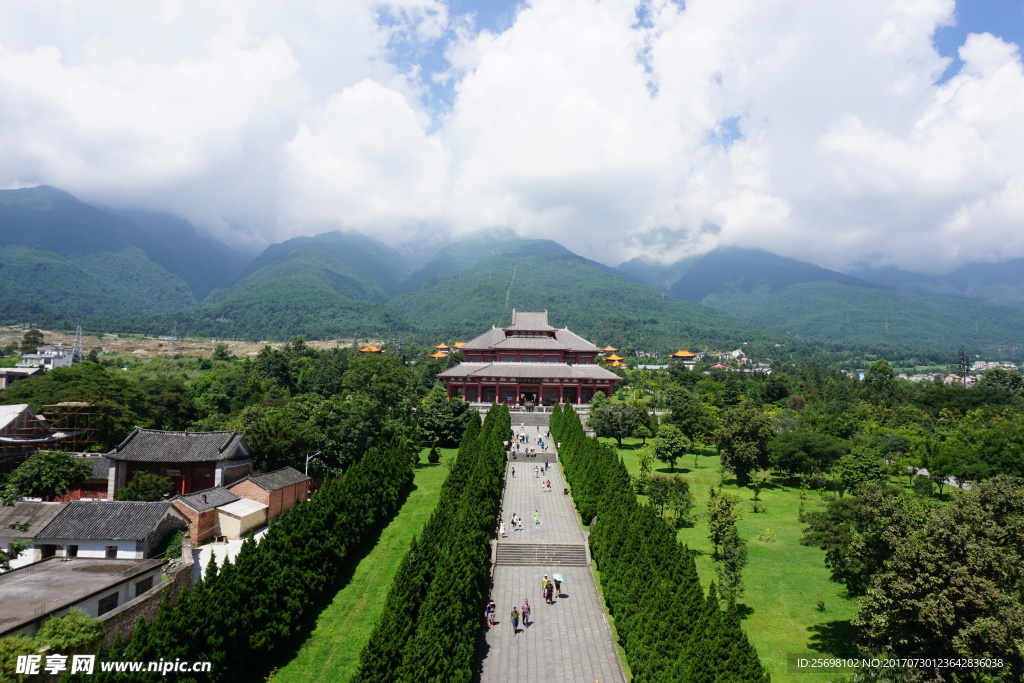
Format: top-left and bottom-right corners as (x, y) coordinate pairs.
(272, 447), (456, 683)
(606, 438), (860, 683)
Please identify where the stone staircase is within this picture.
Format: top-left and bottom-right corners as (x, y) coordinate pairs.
(494, 542), (589, 566)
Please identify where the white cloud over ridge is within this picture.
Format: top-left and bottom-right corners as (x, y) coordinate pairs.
(0, 0), (1022, 273)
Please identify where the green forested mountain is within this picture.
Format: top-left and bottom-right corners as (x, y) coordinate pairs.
(207, 245), (391, 305)
(852, 259), (1024, 309)
(0, 187), (242, 317)
(619, 247), (1024, 353)
(398, 236), (576, 293)
(243, 231), (410, 296)
(111, 208), (250, 299)
(5, 186), (1024, 357)
(392, 246), (773, 350)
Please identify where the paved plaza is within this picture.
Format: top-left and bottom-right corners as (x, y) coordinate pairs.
(479, 425), (626, 683)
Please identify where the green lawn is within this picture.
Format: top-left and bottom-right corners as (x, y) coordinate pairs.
(607, 438), (859, 683)
(272, 447), (456, 683)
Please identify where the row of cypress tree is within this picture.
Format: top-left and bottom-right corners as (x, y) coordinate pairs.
(75, 443), (417, 683)
(352, 405), (509, 683)
(550, 403), (770, 683)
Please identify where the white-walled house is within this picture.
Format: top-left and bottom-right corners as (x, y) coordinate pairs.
(33, 501), (188, 561)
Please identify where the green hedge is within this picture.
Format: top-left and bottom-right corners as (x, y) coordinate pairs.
(352, 405), (509, 682)
(83, 443), (416, 683)
(551, 403), (769, 682)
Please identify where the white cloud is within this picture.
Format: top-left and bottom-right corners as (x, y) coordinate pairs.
(0, 0), (1023, 275)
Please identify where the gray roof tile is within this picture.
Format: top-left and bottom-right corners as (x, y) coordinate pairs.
(37, 501), (185, 541)
(437, 362), (622, 381)
(172, 486), (239, 512)
(0, 502), (66, 539)
(504, 311), (554, 331)
(108, 429), (251, 463)
(243, 467), (310, 492)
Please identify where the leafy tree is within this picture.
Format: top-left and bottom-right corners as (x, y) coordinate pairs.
(20, 329), (43, 355)
(666, 476), (695, 526)
(666, 389), (717, 442)
(4, 450), (92, 502)
(715, 525), (748, 603)
(34, 608), (104, 654)
(854, 476), (1024, 681)
(0, 363), (143, 448)
(211, 343), (234, 362)
(707, 487), (742, 559)
(416, 388), (472, 447)
(834, 447), (892, 497)
(0, 636), (38, 682)
(860, 360), (903, 408)
(115, 472), (174, 501)
(801, 484), (928, 596)
(768, 430), (847, 477)
(587, 402), (645, 447)
(653, 423), (690, 472)
(977, 366), (1023, 392)
(647, 475), (669, 515)
(717, 402), (774, 487)
(342, 353), (414, 415)
(0, 540), (30, 571)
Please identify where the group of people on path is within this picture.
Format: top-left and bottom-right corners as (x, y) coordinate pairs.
(486, 572), (563, 637)
(500, 514), (526, 535)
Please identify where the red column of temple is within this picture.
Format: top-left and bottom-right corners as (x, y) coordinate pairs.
(446, 382), (455, 399)
(558, 384), (564, 404)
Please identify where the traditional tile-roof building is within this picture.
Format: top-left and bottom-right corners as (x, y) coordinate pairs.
(438, 311), (623, 406)
(34, 500), (187, 561)
(106, 429), (254, 498)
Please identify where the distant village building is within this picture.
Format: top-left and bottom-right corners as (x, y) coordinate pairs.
(106, 429), (254, 498)
(438, 311), (623, 406)
(15, 345), (75, 370)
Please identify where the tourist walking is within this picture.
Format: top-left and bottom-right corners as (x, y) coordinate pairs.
(545, 582), (555, 605)
(511, 466), (515, 478)
(486, 600), (496, 627)
(535, 465), (539, 478)
(510, 607), (519, 636)
(521, 599), (531, 627)
(553, 576), (562, 595)
(499, 520), (506, 538)
(534, 509), (540, 525)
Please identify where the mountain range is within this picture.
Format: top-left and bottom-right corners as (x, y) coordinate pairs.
(1, 186), (1023, 360)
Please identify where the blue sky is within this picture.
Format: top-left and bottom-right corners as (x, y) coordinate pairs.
(934, 0), (1024, 81)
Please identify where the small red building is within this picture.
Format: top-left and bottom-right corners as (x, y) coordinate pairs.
(437, 311), (623, 405)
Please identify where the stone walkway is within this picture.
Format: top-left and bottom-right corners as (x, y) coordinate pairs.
(479, 425), (626, 683)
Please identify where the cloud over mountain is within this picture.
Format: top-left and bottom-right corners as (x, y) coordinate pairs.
(1, 0), (1022, 273)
